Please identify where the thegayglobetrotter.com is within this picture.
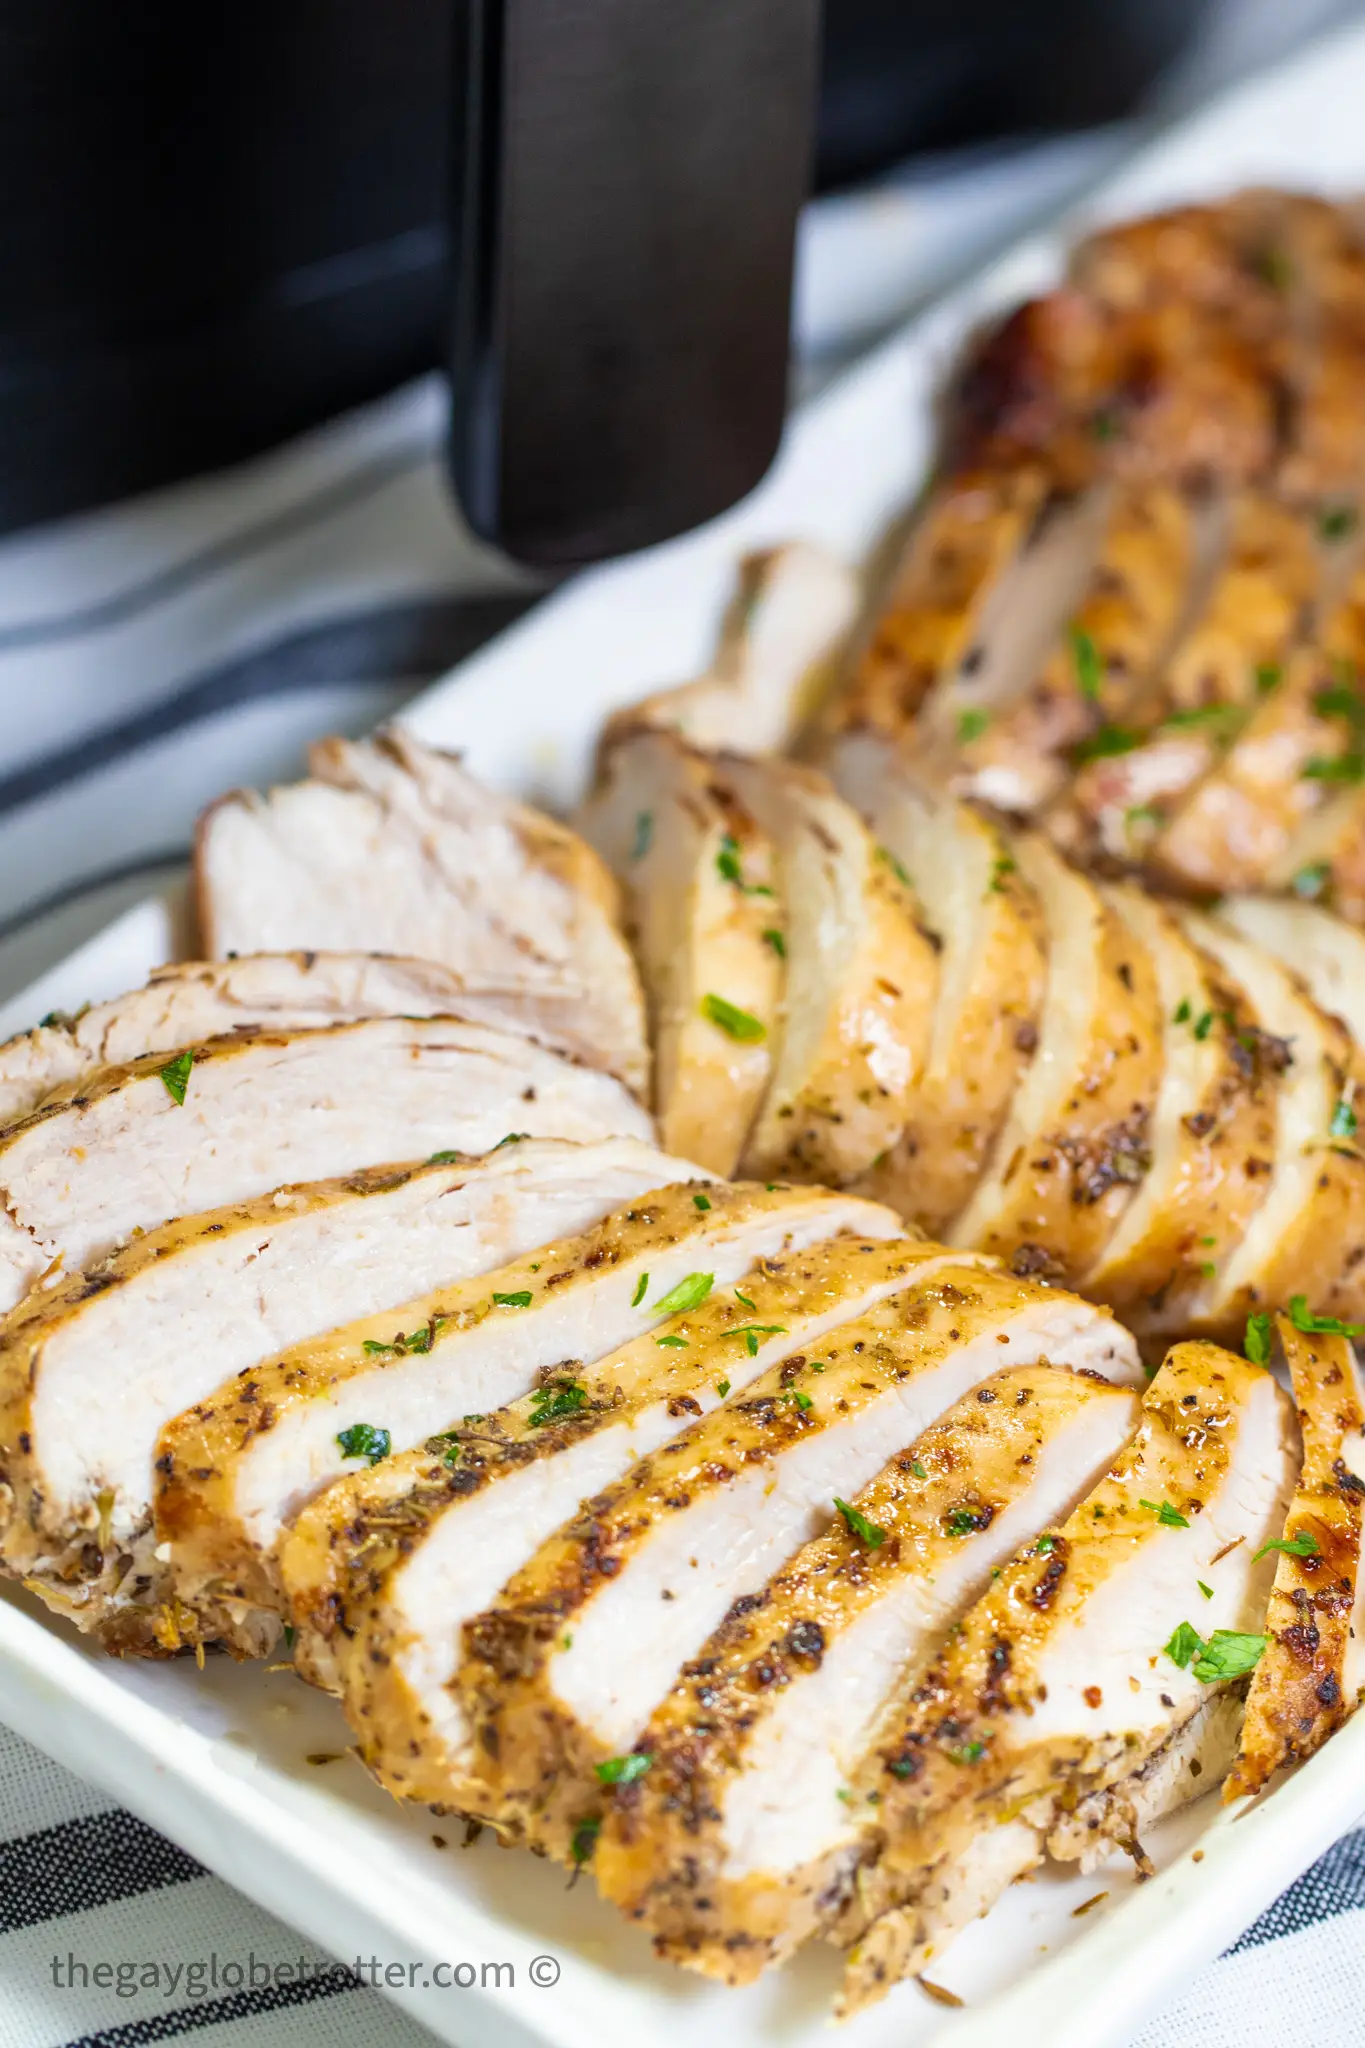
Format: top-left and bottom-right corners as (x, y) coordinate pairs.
(48, 1949), (562, 1999)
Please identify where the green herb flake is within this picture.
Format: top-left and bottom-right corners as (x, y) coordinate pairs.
(1192, 1630), (1267, 1683)
(1036, 1535), (1056, 1555)
(1287, 1294), (1365, 1338)
(716, 833), (744, 885)
(652, 1271), (714, 1316)
(528, 1378), (590, 1427)
(1192, 1009), (1215, 1041)
(730, 1322), (787, 1357)
(877, 844), (911, 886)
(1161, 703), (1244, 733)
(426, 1149), (464, 1165)
(1173, 999), (1192, 1024)
(734, 1290), (756, 1310)
(336, 1422), (391, 1466)
(909, 1459), (927, 1479)
(1255, 662), (1282, 697)
(655, 1335), (689, 1348)
(1197, 1580), (1214, 1600)
(834, 1497), (887, 1548)
(692, 1191), (712, 1212)
(362, 1338), (396, 1357)
(989, 854), (1017, 895)
(1165, 1621), (1204, 1669)
(492, 1291), (533, 1309)
(1314, 684), (1365, 724)
(1139, 1498), (1190, 1529)
(1125, 803), (1163, 830)
(1070, 624), (1103, 701)
(1320, 504), (1359, 543)
(1291, 861), (1332, 900)
(789, 1390), (813, 1413)
(1303, 753), (1365, 783)
(1254, 1529), (1321, 1563)
(631, 811), (653, 862)
(594, 1752), (652, 1786)
(1245, 1312), (1273, 1365)
(571, 1817), (600, 1865)
(957, 708), (990, 744)
(948, 1741), (986, 1765)
(631, 1272), (649, 1307)
(158, 1049), (194, 1106)
(716, 1379), (731, 1399)
(762, 927), (787, 957)
(1073, 724), (1140, 763)
(493, 1131), (529, 1150)
(946, 1508), (985, 1537)
(1331, 1098), (1359, 1141)
(701, 992), (766, 1042)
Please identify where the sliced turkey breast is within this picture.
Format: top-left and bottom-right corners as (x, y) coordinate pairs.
(1219, 895), (1365, 1043)
(612, 545), (859, 757)
(1084, 885), (1277, 1332)
(281, 1224), (958, 1808)
(577, 731), (781, 1174)
(716, 756), (939, 1185)
(827, 735), (1046, 1235)
(195, 727), (648, 1095)
(838, 1340), (1296, 2012)
(0, 951), (601, 1132)
(829, 467), (1050, 739)
(1178, 911), (1365, 1333)
(0, 1137), (691, 1654)
(1264, 784), (1365, 926)
(154, 1181), (878, 1649)
(948, 833), (1163, 1282)
(593, 1363), (1140, 1982)
(1227, 1310), (1365, 1800)
(1047, 1691), (1245, 1871)
(0, 1017), (650, 1315)
(454, 1265), (1140, 1862)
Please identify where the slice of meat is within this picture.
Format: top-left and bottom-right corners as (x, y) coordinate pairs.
(827, 467), (1051, 739)
(1227, 1310), (1365, 1799)
(454, 1265), (1140, 1861)
(593, 1364), (1140, 1982)
(1219, 895), (1365, 1042)
(0, 951), (603, 1132)
(0, 1137), (694, 1654)
(0, 1017), (651, 1315)
(1178, 911), (1365, 1334)
(280, 1224), (952, 1807)
(837, 1339), (1296, 2012)
(1047, 1691), (1245, 1871)
(195, 727), (648, 1094)
(1264, 784), (1365, 925)
(827, 735), (1046, 1235)
(718, 757), (939, 1185)
(577, 731), (781, 1174)
(1083, 885), (1276, 1330)
(154, 1182), (882, 1649)
(612, 545), (859, 757)
(948, 833), (1163, 1282)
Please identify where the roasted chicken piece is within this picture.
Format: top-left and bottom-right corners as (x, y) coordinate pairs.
(1219, 894), (1365, 1044)
(612, 545), (859, 757)
(718, 756), (939, 1185)
(1265, 783), (1365, 924)
(578, 730), (781, 1174)
(828, 735), (1045, 1235)
(593, 1363), (1140, 1981)
(837, 1340), (1296, 2013)
(0, 1017), (650, 1315)
(1178, 910), (1365, 1334)
(281, 1225), (956, 1806)
(195, 728), (648, 1095)
(1083, 885), (1276, 1334)
(0, 1137), (694, 1654)
(0, 950), (611, 1132)
(948, 833), (1163, 1282)
(453, 1265), (1139, 1862)
(154, 1182), (884, 1651)
(1227, 1310), (1365, 1799)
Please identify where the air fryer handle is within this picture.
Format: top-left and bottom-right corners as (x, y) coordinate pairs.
(448, 0), (821, 569)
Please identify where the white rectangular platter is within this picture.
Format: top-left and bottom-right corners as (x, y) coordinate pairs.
(8, 24), (1365, 2048)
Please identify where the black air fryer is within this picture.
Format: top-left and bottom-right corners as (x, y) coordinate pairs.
(0, 1), (1208, 564)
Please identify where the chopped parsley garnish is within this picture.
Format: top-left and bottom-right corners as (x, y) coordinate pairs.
(655, 1335), (689, 1348)
(1244, 1312), (1273, 1366)
(1070, 624), (1103, 701)
(493, 1131), (529, 1149)
(426, 1149), (464, 1164)
(1314, 684), (1365, 724)
(1287, 1295), (1365, 1338)
(1036, 1535), (1056, 1555)
(729, 1322), (787, 1355)
(594, 1752), (652, 1786)
(763, 927), (786, 957)
(715, 833), (773, 895)
(1302, 753), (1365, 783)
(948, 1741), (986, 1765)
(652, 1271), (714, 1316)
(693, 1191), (712, 1211)
(1073, 724), (1139, 763)
(1197, 1580), (1214, 1600)
(158, 1050), (194, 1106)
(1192, 1630), (1266, 1682)
(909, 1459), (927, 1480)
(1125, 803), (1163, 830)
(1254, 1529), (1320, 1563)
(528, 1379), (588, 1427)
(571, 1817), (600, 1864)
(631, 1273), (649, 1307)
(877, 844), (911, 886)
(1192, 1009), (1215, 1041)
(1165, 1621), (1204, 1669)
(1331, 1098), (1359, 1141)
(363, 1317), (447, 1359)
(492, 1291), (532, 1309)
(1139, 1499), (1190, 1529)
(716, 1378), (731, 1399)
(1255, 662), (1282, 696)
(834, 1497), (886, 1548)
(945, 1508), (985, 1537)
(734, 1291), (756, 1310)
(957, 708), (990, 744)
(1173, 999), (1191, 1024)
(1320, 504), (1359, 543)
(787, 1390), (814, 1413)
(1292, 861), (1331, 900)
(701, 992), (766, 1042)
(1161, 703), (1243, 733)
(631, 811), (653, 861)
(336, 1422), (391, 1466)
(989, 854), (1017, 894)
